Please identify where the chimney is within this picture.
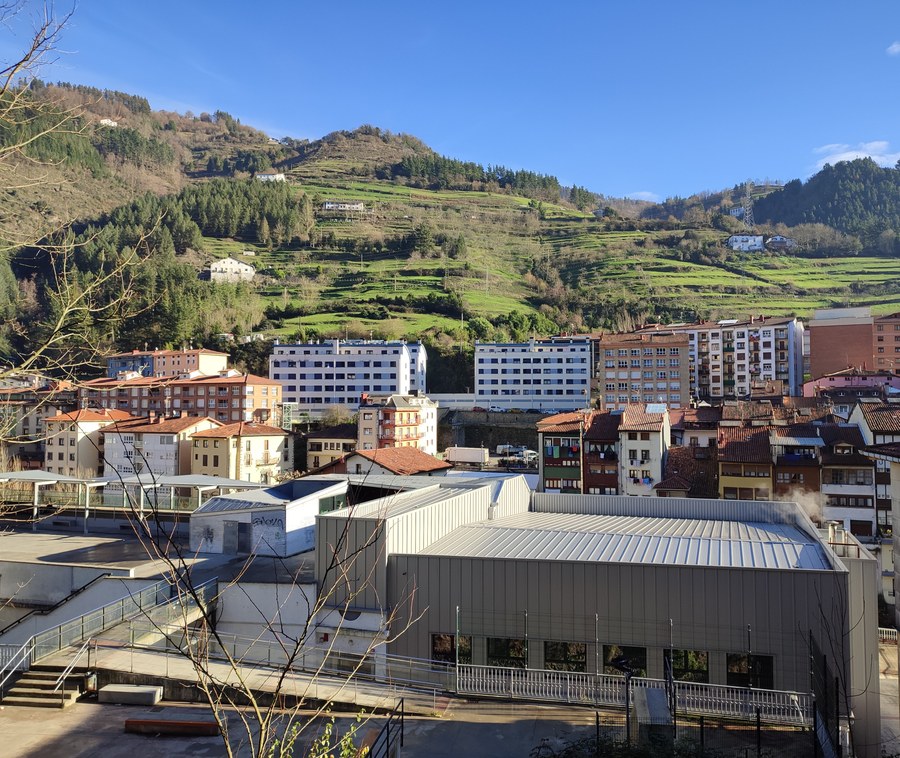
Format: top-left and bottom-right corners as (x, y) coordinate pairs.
(827, 521), (838, 543)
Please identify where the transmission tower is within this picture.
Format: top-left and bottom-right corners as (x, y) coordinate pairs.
(742, 181), (754, 230)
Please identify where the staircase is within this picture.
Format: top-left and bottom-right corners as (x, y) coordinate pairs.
(2, 664), (87, 708)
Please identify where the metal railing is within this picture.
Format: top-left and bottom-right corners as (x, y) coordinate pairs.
(0, 578), (171, 701)
(53, 637), (96, 705)
(32, 580), (171, 660)
(879, 627), (898, 644)
(369, 699), (404, 758)
(456, 664), (812, 725)
(127, 624), (453, 691)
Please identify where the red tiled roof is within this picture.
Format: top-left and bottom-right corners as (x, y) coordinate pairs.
(670, 406), (722, 429)
(619, 404), (666, 432)
(537, 411), (590, 434)
(104, 416), (221, 435)
(351, 447), (452, 475)
(45, 408), (134, 423)
(655, 445), (719, 498)
(865, 442), (900, 460)
(108, 348), (229, 358)
(584, 411), (621, 441)
(717, 426), (772, 464)
(173, 373), (277, 386)
(192, 421), (287, 438)
(855, 404), (900, 433)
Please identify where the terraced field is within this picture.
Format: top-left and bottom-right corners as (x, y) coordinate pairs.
(197, 167), (900, 338)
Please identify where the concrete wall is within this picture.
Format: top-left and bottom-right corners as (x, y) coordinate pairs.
(0, 576), (156, 645)
(216, 580), (316, 644)
(0, 561), (132, 606)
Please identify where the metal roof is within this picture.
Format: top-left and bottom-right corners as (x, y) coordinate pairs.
(415, 511), (830, 571)
(193, 478), (345, 515)
(110, 474), (269, 490)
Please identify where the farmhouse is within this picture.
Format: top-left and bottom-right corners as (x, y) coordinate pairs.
(209, 256), (256, 283)
(322, 200), (365, 212)
(725, 234), (764, 252)
(255, 170), (285, 182)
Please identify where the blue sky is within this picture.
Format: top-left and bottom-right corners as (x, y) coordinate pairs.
(4, 0), (900, 201)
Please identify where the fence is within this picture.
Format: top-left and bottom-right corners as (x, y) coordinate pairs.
(879, 627), (898, 644)
(456, 664), (812, 725)
(126, 624), (454, 692)
(574, 710), (814, 758)
(0, 578), (173, 701)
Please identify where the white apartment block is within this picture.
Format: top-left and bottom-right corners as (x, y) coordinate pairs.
(102, 415), (222, 478)
(474, 337), (592, 412)
(638, 317), (805, 400)
(357, 393), (438, 455)
(270, 340), (427, 419)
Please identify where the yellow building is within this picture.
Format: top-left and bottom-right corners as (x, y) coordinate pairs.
(190, 422), (292, 484)
(717, 426), (773, 500)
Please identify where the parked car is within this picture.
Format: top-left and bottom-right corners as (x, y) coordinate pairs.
(488, 405), (506, 413)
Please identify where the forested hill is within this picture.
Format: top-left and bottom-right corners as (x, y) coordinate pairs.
(3, 81), (900, 388)
(753, 158), (900, 245)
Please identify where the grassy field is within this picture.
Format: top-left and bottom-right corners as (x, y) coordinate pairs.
(196, 160), (900, 337)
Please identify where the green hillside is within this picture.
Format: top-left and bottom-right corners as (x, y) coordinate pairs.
(2, 83), (900, 375)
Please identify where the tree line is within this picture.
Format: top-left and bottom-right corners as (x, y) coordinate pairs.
(389, 153), (562, 201)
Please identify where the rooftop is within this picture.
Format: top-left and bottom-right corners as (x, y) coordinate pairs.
(192, 421), (286, 438)
(414, 511), (830, 571)
(350, 447), (452, 475)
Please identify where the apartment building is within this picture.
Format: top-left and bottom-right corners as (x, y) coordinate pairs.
(771, 424), (876, 536)
(190, 422), (292, 484)
(636, 317), (805, 400)
(269, 339), (427, 418)
(808, 307), (874, 378)
(594, 331), (690, 411)
(0, 381), (77, 468)
(874, 311), (900, 372)
(101, 415), (221, 478)
(474, 337), (592, 412)
(618, 404), (670, 496)
(717, 426), (773, 501)
(305, 423), (357, 470)
(105, 348), (229, 378)
(43, 408), (133, 477)
(537, 411), (588, 493)
(170, 372), (281, 425)
(849, 403), (900, 527)
(81, 371), (281, 425)
(357, 393), (438, 455)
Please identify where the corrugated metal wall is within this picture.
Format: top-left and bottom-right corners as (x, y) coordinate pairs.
(386, 552), (849, 694)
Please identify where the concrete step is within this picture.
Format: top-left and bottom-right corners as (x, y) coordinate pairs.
(2, 690), (79, 708)
(13, 677), (76, 690)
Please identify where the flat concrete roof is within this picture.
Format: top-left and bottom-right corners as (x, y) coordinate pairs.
(0, 529), (231, 578)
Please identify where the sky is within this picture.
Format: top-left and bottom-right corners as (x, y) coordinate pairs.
(3, 0), (900, 201)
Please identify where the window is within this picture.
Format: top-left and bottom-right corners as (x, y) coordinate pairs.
(487, 637), (527, 668)
(431, 633), (471, 664)
(664, 649), (709, 683)
(726, 653), (774, 689)
(603, 645), (647, 676)
(544, 641), (587, 672)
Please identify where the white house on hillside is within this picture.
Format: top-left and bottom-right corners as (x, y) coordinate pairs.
(255, 170), (285, 182)
(209, 257), (256, 283)
(725, 235), (764, 252)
